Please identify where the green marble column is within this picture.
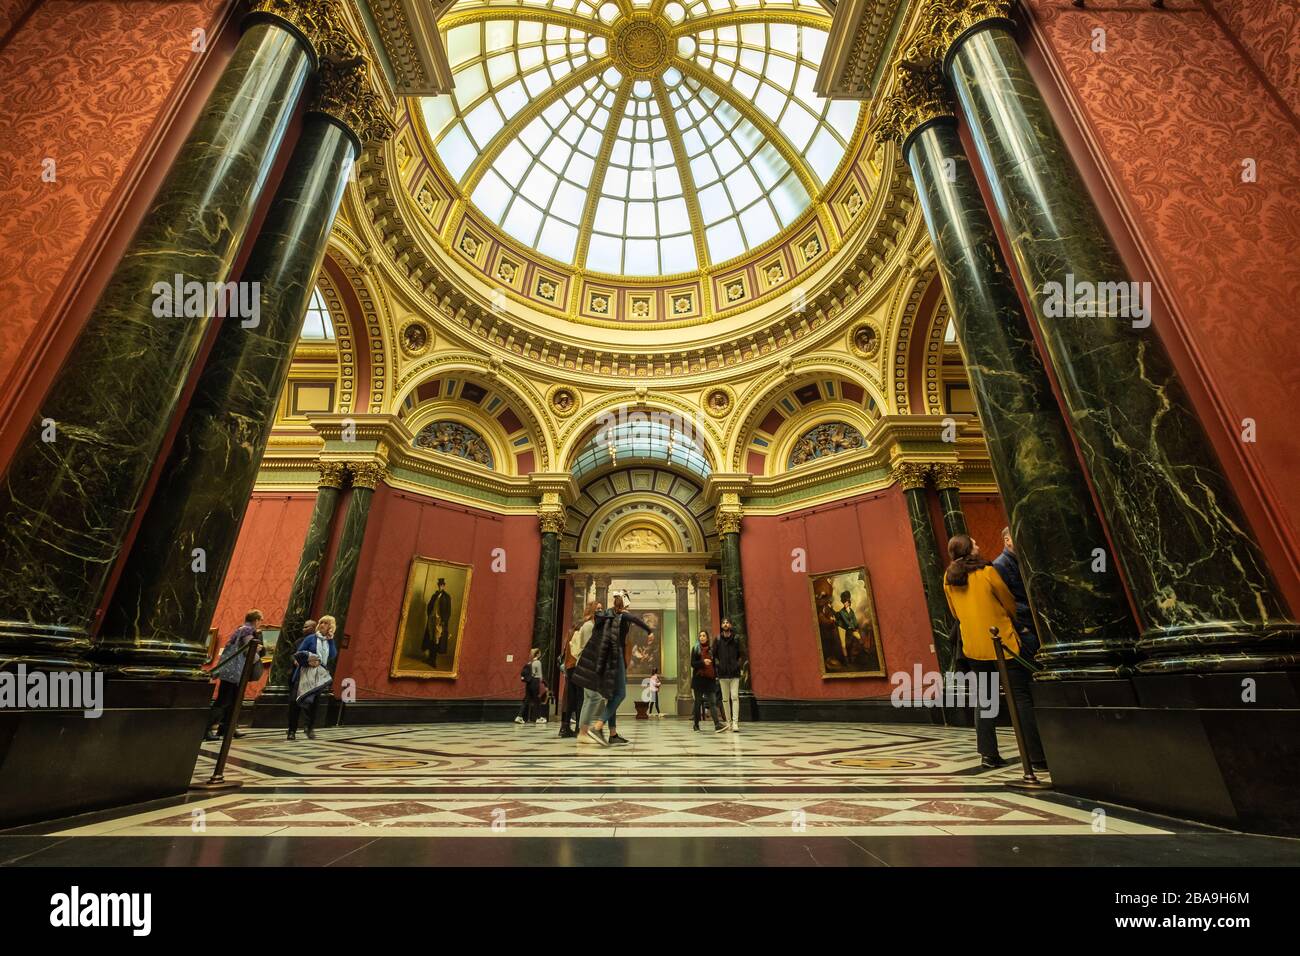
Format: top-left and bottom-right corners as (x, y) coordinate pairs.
(930, 466), (969, 539)
(321, 462), (384, 642)
(900, 114), (1137, 675)
(268, 463), (347, 688)
(531, 516), (563, 668)
(946, 22), (1297, 671)
(897, 464), (956, 673)
(0, 17), (313, 671)
(717, 517), (751, 690)
(96, 112), (361, 677)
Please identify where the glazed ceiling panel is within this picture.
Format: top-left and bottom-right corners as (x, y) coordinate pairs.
(422, 0), (862, 279)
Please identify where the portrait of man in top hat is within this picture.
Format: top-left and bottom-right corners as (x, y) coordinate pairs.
(392, 557), (473, 679)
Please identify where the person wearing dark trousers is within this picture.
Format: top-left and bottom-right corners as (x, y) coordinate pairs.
(943, 534), (1047, 771)
(713, 619), (745, 733)
(559, 601), (597, 738)
(288, 615), (337, 740)
(205, 609), (264, 740)
(691, 630), (725, 733)
(992, 527), (1039, 660)
(584, 594), (653, 746)
(515, 648), (546, 725)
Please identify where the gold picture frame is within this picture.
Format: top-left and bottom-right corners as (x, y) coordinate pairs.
(389, 556), (473, 679)
(808, 565), (886, 679)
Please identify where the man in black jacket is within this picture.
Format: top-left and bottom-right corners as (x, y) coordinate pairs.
(579, 594), (653, 747)
(691, 632), (724, 732)
(713, 619), (745, 733)
(991, 527), (1039, 659)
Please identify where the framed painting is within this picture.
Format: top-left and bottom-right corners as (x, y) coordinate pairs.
(390, 556), (472, 679)
(205, 627), (221, 667)
(258, 624), (282, 665)
(808, 566), (886, 678)
(627, 607), (665, 678)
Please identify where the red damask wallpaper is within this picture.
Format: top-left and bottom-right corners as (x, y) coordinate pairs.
(0, 0), (37, 42)
(1023, 0), (1300, 600)
(740, 487), (938, 701)
(336, 488), (543, 701)
(1208, 0), (1300, 118)
(0, 0), (228, 431)
(210, 493), (317, 697)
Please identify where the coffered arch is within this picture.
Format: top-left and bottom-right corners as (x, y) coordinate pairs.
(567, 466), (715, 556)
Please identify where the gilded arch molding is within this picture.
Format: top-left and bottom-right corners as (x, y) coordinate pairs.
(725, 358), (889, 470)
(556, 393), (727, 472)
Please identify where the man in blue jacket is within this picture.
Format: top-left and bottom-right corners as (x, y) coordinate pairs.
(992, 527), (1039, 659)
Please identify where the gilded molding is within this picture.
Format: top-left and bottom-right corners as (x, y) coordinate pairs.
(538, 508), (567, 534)
(890, 460), (929, 490)
(716, 510), (743, 535)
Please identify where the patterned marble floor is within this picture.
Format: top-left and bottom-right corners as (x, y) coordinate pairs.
(43, 720), (1170, 839)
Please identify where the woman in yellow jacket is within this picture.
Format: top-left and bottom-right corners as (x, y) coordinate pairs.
(943, 534), (1048, 771)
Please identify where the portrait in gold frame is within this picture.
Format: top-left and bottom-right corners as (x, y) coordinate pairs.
(389, 556), (472, 679)
(808, 566), (886, 678)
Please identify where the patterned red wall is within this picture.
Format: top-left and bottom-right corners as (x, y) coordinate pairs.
(210, 492), (316, 696)
(1207, 0), (1300, 117)
(1023, 0), (1300, 601)
(336, 487), (542, 701)
(0, 0), (229, 436)
(0, 0), (37, 40)
(740, 486), (938, 701)
(961, 494), (1010, 559)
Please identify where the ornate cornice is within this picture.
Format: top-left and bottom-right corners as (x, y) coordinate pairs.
(814, 0), (908, 100)
(355, 0), (455, 95)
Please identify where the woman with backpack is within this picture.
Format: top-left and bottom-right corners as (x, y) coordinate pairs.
(514, 647), (547, 725)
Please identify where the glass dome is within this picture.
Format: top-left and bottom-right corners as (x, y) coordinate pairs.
(420, 0), (861, 277)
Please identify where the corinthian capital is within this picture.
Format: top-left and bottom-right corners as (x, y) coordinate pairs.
(874, 58), (954, 150)
(538, 507), (566, 534)
(927, 0), (1015, 54)
(890, 461), (930, 491)
(347, 460), (387, 489)
(311, 47), (396, 148)
(316, 460), (347, 489)
(930, 462), (963, 490)
(244, 0), (335, 59)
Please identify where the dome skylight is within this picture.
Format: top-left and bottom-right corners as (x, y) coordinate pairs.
(420, 0), (861, 277)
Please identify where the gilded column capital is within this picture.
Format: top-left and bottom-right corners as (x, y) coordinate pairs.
(593, 573), (612, 588)
(930, 462), (963, 490)
(891, 461), (930, 491)
(316, 460), (347, 489)
(875, 58), (954, 150)
(671, 573), (693, 590)
(928, 0), (1015, 56)
(538, 507), (566, 534)
(692, 572), (712, 590)
(310, 48), (396, 149)
(244, 0), (335, 61)
(347, 460), (387, 489)
(716, 510), (743, 535)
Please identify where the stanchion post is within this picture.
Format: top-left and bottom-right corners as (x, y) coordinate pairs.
(990, 627), (1050, 791)
(192, 638), (261, 791)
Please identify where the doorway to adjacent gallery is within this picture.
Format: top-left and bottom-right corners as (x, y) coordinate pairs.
(566, 565), (717, 717)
